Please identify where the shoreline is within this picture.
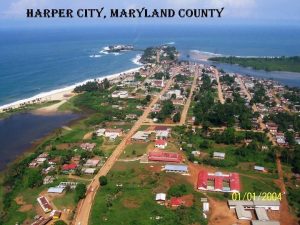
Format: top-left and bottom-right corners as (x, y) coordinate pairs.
(0, 66), (142, 113)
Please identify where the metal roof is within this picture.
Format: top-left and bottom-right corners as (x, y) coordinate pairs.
(255, 208), (269, 221)
(165, 164), (188, 172)
(235, 205), (252, 220)
(251, 221), (280, 225)
(47, 187), (64, 193)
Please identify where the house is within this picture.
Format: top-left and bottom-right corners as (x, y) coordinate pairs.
(152, 80), (165, 88)
(83, 168), (96, 174)
(148, 151), (182, 163)
(156, 130), (169, 140)
(155, 139), (167, 149)
(254, 166), (265, 172)
(62, 163), (77, 173)
(170, 197), (184, 207)
(50, 210), (62, 219)
(43, 176), (55, 185)
(111, 90), (129, 98)
(58, 182), (77, 189)
(191, 151), (201, 156)
(126, 114), (137, 120)
(105, 129), (123, 139)
(131, 131), (150, 142)
(37, 196), (52, 213)
(155, 193), (166, 204)
(84, 159), (100, 167)
(47, 187), (64, 194)
(266, 122), (278, 135)
(276, 133), (286, 145)
(31, 216), (52, 225)
(96, 128), (106, 136)
(213, 152), (226, 160)
(80, 143), (96, 151)
(164, 164), (188, 173)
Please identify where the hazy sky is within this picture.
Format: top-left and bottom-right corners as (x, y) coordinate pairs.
(0, 0), (299, 27)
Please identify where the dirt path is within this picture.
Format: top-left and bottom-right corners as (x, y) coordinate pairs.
(73, 77), (174, 225)
(180, 66), (199, 125)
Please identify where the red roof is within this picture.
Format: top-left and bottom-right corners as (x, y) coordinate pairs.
(62, 163), (77, 171)
(230, 173), (240, 192)
(148, 151), (182, 163)
(214, 176), (223, 191)
(197, 170), (208, 189)
(197, 171), (240, 192)
(155, 139), (167, 145)
(170, 197), (184, 206)
(155, 126), (169, 131)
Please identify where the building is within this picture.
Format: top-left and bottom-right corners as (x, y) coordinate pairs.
(155, 193), (166, 204)
(170, 197), (184, 207)
(155, 139), (167, 149)
(235, 205), (252, 220)
(213, 152), (226, 160)
(148, 151), (182, 163)
(62, 163), (77, 172)
(105, 129), (123, 139)
(47, 187), (64, 194)
(255, 207), (269, 221)
(37, 196), (52, 213)
(266, 122), (278, 135)
(111, 90), (129, 98)
(43, 176), (54, 185)
(58, 182), (77, 189)
(31, 216), (52, 225)
(50, 210), (62, 219)
(83, 168), (96, 174)
(164, 164), (188, 173)
(254, 166), (265, 172)
(197, 171), (240, 193)
(96, 128), (106, 136)
(84, 159), (100, 167)
(80, 143), (96, 151)
(251, 221), (280, 225)
(131, 131), (150, 142)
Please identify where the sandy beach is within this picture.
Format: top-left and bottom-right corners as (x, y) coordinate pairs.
(0, 67), (142, 114)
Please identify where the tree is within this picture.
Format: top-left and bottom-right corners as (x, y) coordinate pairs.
(173, 112), (181, 123)
(99, 176), (108, 186)
(74, 183), (87, 202)
(54, 220), (67, 225)
(25, 169), (43, 188)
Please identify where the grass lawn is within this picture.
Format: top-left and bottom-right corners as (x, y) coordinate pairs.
(121, 143), (149, 158)
(240, 175), (279, 193)
(53, 191), (76, 209)
(89, 161), (207, 225)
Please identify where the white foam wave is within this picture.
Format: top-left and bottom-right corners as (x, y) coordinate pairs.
(166, 42), (175, 45)
(131, 54), (143, 66)
(89, 54), (103, 58)
(0, 67), (143, 111)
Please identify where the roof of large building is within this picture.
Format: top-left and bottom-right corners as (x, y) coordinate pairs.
(148, 151), (182, 163)
(197, 171), (240, 192)
(236, 205), (252, 220)
(251, 221), (280, 225)
(255, 208), (269, 221)
(47, 187), (64, 194)
(165, 164), (188, 172)
(155, 193), (166, 201)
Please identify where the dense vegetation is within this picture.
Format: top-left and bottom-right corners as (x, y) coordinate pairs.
(193, 74), (254, 129)
(74, 79), (110, 93)
(209, 56), (300, 73)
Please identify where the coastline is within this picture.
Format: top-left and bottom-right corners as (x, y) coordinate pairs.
(0, 66), (142, 113)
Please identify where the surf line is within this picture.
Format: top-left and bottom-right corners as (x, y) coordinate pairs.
(110, 7), (224, 18)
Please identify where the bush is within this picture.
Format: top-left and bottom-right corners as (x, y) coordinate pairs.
(54, 221), (67, 225)
(99, 176), (108, 186)
(168, 184), (188, 197)
(74, 183), (87, 203)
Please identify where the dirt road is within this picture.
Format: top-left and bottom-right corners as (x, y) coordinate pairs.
(73, 77), (174, 225)
(180, 67), (199, 125)
(213, 69), (225, 104)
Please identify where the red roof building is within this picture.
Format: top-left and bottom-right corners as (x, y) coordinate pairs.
(62, 163), (77, 171)
(148, 151), (182, 163)
(155, 139), (168, 149)
(155, 126), (169, 132)
(197, 171), (240, 193)
(170, 197), (184, 207)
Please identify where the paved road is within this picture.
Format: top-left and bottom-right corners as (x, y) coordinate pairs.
(180, 67), (199, 125)
(73, 77), (174, 225)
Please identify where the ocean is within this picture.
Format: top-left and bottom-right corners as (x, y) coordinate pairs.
(0, 24), (300, 106)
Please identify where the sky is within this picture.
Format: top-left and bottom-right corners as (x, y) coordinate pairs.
(0, 0), (300, 27)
